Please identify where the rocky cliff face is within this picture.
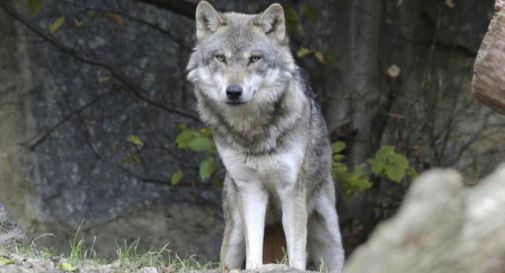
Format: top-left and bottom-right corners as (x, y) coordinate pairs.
(0, 203), (25, 254)
(0, 0), (224, 259)
(0, 0), (500, 261)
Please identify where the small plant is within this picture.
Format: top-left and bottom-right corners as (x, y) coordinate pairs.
(166, 255), (217, 271)
(115, 239), (170, 269)
(331, 142), (372, 199)
(331, 141), (417, 200)
(174, 123), (220, 184)
(69, 225), (97, 265)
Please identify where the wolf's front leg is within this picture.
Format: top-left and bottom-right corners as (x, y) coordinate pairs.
(236, 181), (268, 269)
(280, 187), (307, 270)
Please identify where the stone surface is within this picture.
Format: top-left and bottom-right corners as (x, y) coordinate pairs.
(0, 257), (314, 273)
(344, 165), (505, 273)
(0, 203), (25, 253)
(472, 6), (505, 114)
(196, 264), (317, 273)
(0, 0), (503, 262)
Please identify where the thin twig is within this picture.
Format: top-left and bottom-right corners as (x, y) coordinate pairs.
(0, 1), (199, 122)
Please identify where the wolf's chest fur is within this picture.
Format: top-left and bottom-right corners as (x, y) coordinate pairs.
(217, 133), (306, 189)
(218, 134), (307, 223)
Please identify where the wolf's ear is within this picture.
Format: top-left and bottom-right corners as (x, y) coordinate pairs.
(254, 3), (286, 43)
(195, 1), (225, 41)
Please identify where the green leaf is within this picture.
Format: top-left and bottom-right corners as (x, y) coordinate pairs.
(297, 47), (311, 58)
(369, 154), (386, 175)
(384, 153), (409, 182)
(58, 262), (78, 272)
(176, 130), (197, 148)
(301, 4), (319, 23)
(127, 134), (144, 147)
(369, 145), (410, 183)
(0, 257), (15, 266)
(332, 141), (346, 154)
(188, 137), (215, 153)
(49, 16), (65, 34)
(200, 157), (217, 181)
(335, 164), (372, 200)
(171, 170), (184, 185)
(332, 154), (345, 162)
(406, 167), (418, 178)
(27, 0), (42, 15)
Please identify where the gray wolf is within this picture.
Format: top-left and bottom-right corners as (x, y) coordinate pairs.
(186, 1), (344, 272)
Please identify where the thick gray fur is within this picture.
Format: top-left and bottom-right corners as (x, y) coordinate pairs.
(186, 2), (344, 272)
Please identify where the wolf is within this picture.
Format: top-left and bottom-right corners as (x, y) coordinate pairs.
(186, 1), (344, 272)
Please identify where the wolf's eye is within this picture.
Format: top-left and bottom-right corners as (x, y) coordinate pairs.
(249, 55), (262, 63)
(215, 54), (226, 63)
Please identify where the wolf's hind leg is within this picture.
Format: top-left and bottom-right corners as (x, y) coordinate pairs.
(307, 188), (344, 273)
(221, 176), (245, 269)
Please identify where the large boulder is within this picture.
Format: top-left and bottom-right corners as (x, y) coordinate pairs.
(344, 165), (505, 273)
(0, 203), (25, 253)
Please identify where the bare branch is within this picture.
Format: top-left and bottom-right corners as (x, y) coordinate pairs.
(25, 89), (115, 151)
(61, 0), (192, 50)
(0, 1), (199, 121)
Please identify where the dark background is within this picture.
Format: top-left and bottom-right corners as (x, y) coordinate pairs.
(0, 0), (503, 261)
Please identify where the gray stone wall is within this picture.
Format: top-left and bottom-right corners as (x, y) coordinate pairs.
(0, 0), (502, 261)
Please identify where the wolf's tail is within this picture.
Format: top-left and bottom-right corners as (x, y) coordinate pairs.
(263, 224), (287, 263)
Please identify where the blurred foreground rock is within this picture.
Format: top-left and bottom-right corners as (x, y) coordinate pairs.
(0, 203), (25, 254)
(344, 165), (505, 273)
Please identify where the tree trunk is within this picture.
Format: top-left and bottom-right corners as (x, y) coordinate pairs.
(323, 0), (386, 253)
(472, 0), (505, 115)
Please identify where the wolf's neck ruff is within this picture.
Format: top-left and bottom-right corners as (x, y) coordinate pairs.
(195, 76), (308, 154)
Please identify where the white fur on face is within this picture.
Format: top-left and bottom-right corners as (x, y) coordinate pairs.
(192, 64), (287, 107)
(189, 66), (227, 102)
(242, 68), (283, 104)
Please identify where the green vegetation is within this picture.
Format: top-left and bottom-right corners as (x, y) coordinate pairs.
(8, 233), (215, 272)
(332, 141), (417, 200)
(174, 127), (417, 201)
(174, 123), (220, 185)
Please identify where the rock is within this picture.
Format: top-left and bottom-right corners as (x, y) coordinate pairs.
(196, 264), (316, 273)
(472, 4), (505, 114)
(344, 165), (505, 273)
(0, 203), (25, 253)
(137, 266), (159, 273)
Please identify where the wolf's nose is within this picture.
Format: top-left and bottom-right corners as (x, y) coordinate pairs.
(226, 84), (243, 101)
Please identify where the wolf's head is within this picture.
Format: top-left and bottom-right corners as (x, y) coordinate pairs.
(187, 1), (296, 107)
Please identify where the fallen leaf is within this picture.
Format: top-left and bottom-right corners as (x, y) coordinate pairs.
(74, 19), (84, 27)
(107, 13), (125, 27)
(49, 16), (65, 33)
(314, 51), (326, 64)
(297, 47), (311, 58)
(58, 262), (78, 272)
(0, 257), (15, 266)
(127, 134), (144, 147)
(445, 0), (455, 8)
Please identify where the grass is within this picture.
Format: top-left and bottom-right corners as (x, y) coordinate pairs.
(116, 239), (218, 270)
(11, 229), (216, 272)
(115, 239), (168, 269)
(69, 226), (98, 265)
